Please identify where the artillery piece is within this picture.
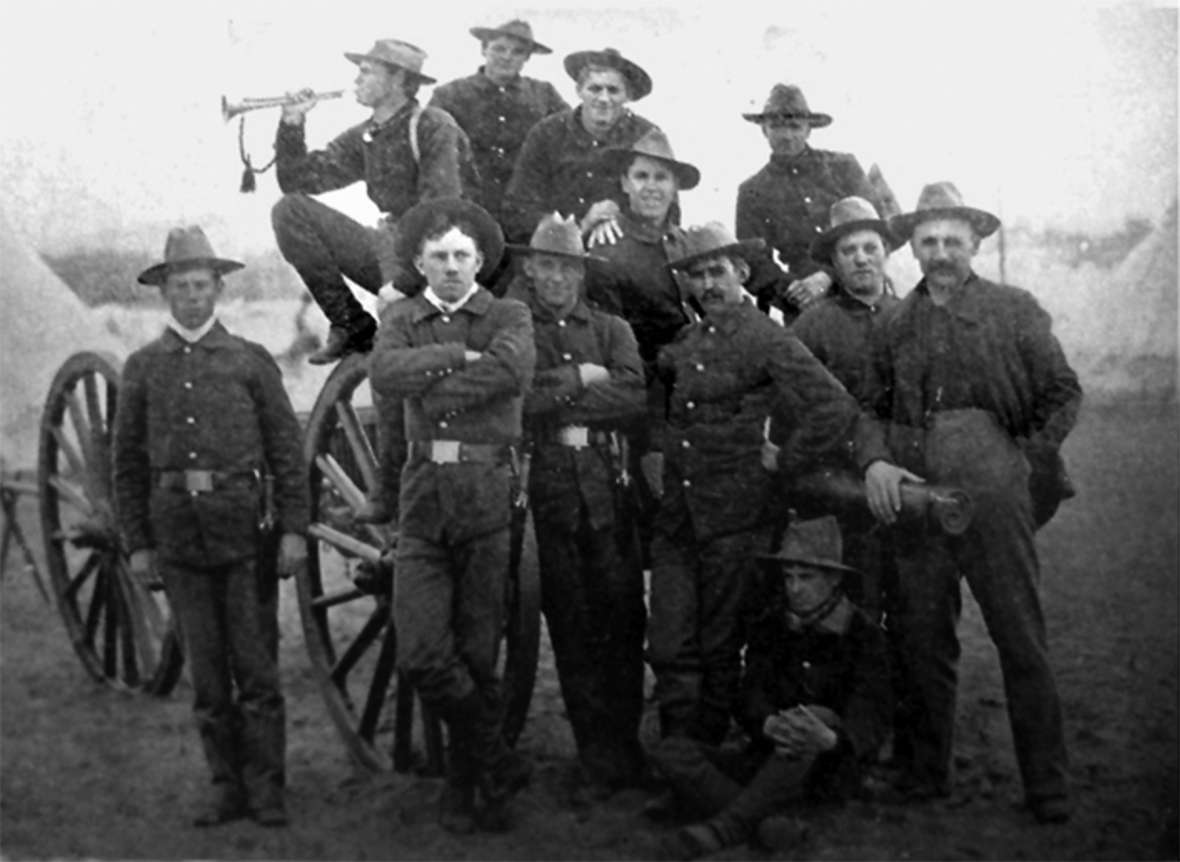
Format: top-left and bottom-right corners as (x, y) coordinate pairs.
(23, 349), (540, 774)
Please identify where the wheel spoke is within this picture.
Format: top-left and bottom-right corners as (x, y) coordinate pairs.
(64, 389), (99, 496)
(311, 585), (366, 610)
(102, 560), (120, 678)
(334, 401), (379, 495)
(49, 426), (87, 487)
(330, 604), (390, 688)
(116, 575), (141, 686)
(314, 455), (389, 546)
(64, 551), (101, 602)
(83, 373), (111, 500)
(357, 625), (398, 742)
(117, 569), (156, 682)
(82, 565), (108, 648)
(309, 522), (382, 563)
(48, 475), (93, 516)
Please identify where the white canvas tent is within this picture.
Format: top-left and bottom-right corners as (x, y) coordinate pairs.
(0, 208), (127, 469)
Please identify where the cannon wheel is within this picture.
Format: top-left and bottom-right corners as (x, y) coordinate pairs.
(296, 354), (541, 773)
(37, 351), (183, 694)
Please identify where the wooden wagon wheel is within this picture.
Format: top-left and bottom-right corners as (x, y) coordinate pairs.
(37, 351), (183, 694)
(296, 353), (540, 773)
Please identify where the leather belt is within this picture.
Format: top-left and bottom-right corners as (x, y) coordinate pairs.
(156, 469), (256, 494)
(555, 425), (610, 450)
(409, 440), (509, 465)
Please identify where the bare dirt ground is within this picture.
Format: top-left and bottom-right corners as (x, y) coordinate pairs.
(2, 398), (1176, 861)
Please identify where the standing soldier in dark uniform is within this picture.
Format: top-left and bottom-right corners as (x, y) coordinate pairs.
(429, 20), (568, 229)
(369, 199), (535, 834)
(508, 214), (648, 801)
(861, 182), (1081, 823)
(113, 226), (309, 828)
(502, 47), (660, 244)
(735, 84), (896, 323)
(271, 39), (479, 364)
(648, 223), (861, 753)
(790, 196), (901, 620)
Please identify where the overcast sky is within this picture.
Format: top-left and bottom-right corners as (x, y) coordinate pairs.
(0, 0), (1175, 257)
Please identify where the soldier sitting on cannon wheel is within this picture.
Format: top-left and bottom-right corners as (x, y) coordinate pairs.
(506, 213), (648, 803)
(112, 226), (309, 828)
(368, 198), (535, 833)
(271, 38), (480, 365)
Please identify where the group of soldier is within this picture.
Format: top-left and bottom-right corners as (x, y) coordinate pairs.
(110, 17), (1082, 859)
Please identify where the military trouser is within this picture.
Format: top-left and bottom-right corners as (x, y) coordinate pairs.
(651, 736), (819, 844)
(535, 504), (646, 785)
(889, 409), (1069, 803)
(648, 521), (768, 744)
(271, 193), (424, 337)
(162, 557), (285, 810)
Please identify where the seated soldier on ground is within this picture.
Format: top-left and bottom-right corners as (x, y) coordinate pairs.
(650, 515), (891, 860)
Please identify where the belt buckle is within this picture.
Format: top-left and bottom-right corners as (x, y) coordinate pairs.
(430, 441), (461, 464)
(184, 470), (214, 493)
(559, 426), (589, 449)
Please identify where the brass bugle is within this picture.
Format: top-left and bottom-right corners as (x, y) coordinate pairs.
(221, 90), (346, 122)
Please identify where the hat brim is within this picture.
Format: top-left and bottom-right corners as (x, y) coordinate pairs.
(809, 219), (899, 264)
(599, 147), (700, 191)
(564, 50), (652, 100)
(137, 258), (244, 287)
(741, 111), (833, 129)
(755, 552), (859, 575)
(395, 198), (504, 282)
(889, 207), (1000, 242)
(505, 243), (606, 263)
(469, 27), (552, 54)
(667, 238), (766, 271)
(343, 52), (437, 84)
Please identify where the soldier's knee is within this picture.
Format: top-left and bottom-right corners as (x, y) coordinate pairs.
(270, 193), (311, 233)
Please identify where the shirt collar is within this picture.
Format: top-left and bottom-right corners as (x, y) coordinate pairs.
(424, 283), (481, 314)
(913, 271), (983, 323)
(768, 145), (816, 171)
(411, 285), (493, 322)
(167, 315), (218, 344)
(476, 67), (521, 90)
(530, 294), (592, 324)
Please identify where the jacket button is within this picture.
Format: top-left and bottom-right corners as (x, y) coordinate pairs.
(686, 401), (695, 409)
(186, 416), (195, 424)
(681, 439), (690, 448)
(682, 479), (692, 488)
(695, 362), (704, 371)
(562, 353), (572, 360)
(184, 381), (193, 390)
(183, 346), (192, 354)
(188, 451), (197, 460)
(557, 320), (566, 328)
(439, 420), (448, 429)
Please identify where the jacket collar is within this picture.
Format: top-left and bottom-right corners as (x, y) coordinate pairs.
(475, 67), (522, 90)
(564, 105), (637, 144)
(529, 294), (593, 324)
(619, 210), (675, 245)
(160, 320), (238, 352)
(702, 296), (757, 336)
(767, 145), (818, 172)
(785, 594), (855, 634)
(908, 271), (985, 324)
(410, 285), (493, 323)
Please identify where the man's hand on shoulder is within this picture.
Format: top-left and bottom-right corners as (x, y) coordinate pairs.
(582, 200), (622, 247)
(464, 350), (482, 362)
(785, 271), (831, 309)
(577, 363), (609, 386)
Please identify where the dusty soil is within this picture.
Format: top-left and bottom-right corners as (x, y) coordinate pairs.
(2, 398), (1177, 861)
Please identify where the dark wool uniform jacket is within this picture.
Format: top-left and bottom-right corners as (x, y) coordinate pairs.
(113, 323), (309, 566)
(369, 288), (535, 542)
(656, 300), (861, 542)
(791, 289), (901, 401)
(428, 70), (569, 221)
(856, 273), (1082, 472)
(736, 147), (881, 282)
(502, 107), (660, 242)
(520, 293), (646, 532)
(274, 99), (480, 219)
(741, 596), (891, 791)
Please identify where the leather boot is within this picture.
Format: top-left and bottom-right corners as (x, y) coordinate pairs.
(471, 692), (532, 832)
(439, 725), (477, 835)
(308, 317), (377, 365)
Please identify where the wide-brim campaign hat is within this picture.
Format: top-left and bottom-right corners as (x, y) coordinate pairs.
(470, 19), (552, 55)
(506, 213), (606, 262)
(600, 128), (700, 190)
(756, 515), (858, 575)
(665, 222), (765, 272)
(345, 39), (437, 84)
(742, 83), (832, 128)
(810, 196), (899, 263)
(395, 197), (504, 282)
(889, 181), (1001, 242)
(564, 47), (652, 100)
(137, 226), (244, 286)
